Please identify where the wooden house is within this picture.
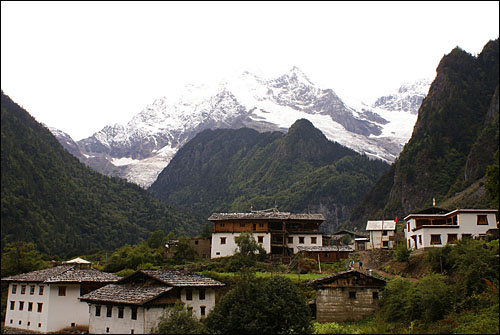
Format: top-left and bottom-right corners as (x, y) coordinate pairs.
(308, 270), (386, 322)
(80, 269), (225, 334)
(365, 220), (396, 249)
(208, 211), (325, 258)
(2, 263), (119, 333)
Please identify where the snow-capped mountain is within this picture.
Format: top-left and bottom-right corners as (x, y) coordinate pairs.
(373, 78), (431, 114)
(51, 68), (430, 187)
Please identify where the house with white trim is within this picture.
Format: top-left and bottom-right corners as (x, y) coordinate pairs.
(365, 220), (396, 249)
(2, 262), (119, 333)
(80, 269), (225, 334)
(208, 211), (325, 258)
(404, 208), (498, 249)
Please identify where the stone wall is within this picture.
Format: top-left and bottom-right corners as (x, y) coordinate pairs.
(316, 287), (381, 322)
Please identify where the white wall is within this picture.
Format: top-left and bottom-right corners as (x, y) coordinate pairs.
(368, 230), (395, 249)
(211, 232), (271, 258)
(5, 282), (50, 333)
(180, 287), (216, 318)
(405, 212), (497, 249)
(46, 284), (89, 332)
(88, 304), (151, 334)
(287, 234), (323, 254)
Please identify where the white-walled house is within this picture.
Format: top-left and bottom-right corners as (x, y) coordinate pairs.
(2, 264), (119, 333)
(208, 211), (325, 258)
(404, 208), (498, 249)
(365, 220), (396, 249)
(80, 269), (225, 334)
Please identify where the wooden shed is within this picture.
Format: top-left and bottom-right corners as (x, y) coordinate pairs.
(308, 270), (386, 322)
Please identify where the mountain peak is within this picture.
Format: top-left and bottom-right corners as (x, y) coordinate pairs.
(286, 66), (313, 85)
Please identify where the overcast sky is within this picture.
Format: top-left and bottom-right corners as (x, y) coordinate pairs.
(1, 1), (499, 140)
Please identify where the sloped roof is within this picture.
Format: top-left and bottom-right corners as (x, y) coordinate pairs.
(63, 257), (91, 264)
(80, 284), (173, 305)
(307, 269), (386, 288)
(208, 212), (325, 221)
(297, 246), (354, 252)
(366, 220), (396, 231)
(122, 269), (225, 287)
(2, 265), (119, 284)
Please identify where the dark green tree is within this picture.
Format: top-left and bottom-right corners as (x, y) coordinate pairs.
(1, 241), (49, 277)
(204, 271), (311, 334)
(154, 303), (207, 334)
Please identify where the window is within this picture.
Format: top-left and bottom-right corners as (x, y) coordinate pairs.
(10, 301), (15, 310)
(131, 330), (134, 334)
(95, 305), (101, 317)
(37, 303), (43, 312)
(311, 237), (317, 244)
(373, 291), (379, 300)
(430, 234), (441, 245)
(199, 289), (205, 300)
(28, 302), (33, 311)
(200, 306), (206, 317)
(58, 286), (66, 296)
(259, 223), (264, 228)
(462, 233), (472, 239)
(12, 285), (17, 294)
(106, 327), (110, 333)
(349, 291), (356, 299)
(21, 285), (26, 294)
(106, 306), (112, 318)
(39, 286), (44, 295)
(118, 307), (124, 319)
(447, 234), (458, 244)
(194, 240), (199, 245)
(28, 322), (31, 326)
(19, 301), (24, 311)
(38, 323), (42, 328)
(418, 235), (422, 245)
(382, 241), (389, 247)
(407, 222), (410, 231)
(186, 289), (193, 301)
(30, 285), (35, 295)
(220, 237), (226, 245)
(216, 252), (220, 255)
(288, 236), (294, 244)
(257, 236), (264, 243)
(220, 223), (225, 227)
(71, 323), (76, 327)
(325, 253), (329, 257)
(382, 230), (388, 236)
(187, 307), (193, 312)
(19, 320), (22, 325)
(299, 236), (305, 244)
(10, 320), (13, 324)
(477, 215), (488, 225)
(131, 307), (137, 320)
(240, 223), (245, 227)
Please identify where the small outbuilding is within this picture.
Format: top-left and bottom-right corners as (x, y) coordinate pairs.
(308, 269), (386, 322)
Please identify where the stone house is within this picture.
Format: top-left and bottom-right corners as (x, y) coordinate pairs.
(80, 269), (225, 334)
(308, 269), (386, 322)
(2, 263), (119, 333)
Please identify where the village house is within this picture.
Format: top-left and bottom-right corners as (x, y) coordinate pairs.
(308, 269), (386, 322)
(2, 260), (119, 333)
(404, 208), (498, 249)
(208, 210), (325, 259)
(365, 220), (397, 249)
(164, 237), (211, 260)
(297, 245), (353, 264)
(328, 230), (370, 250)
(80, 269), (225, 334)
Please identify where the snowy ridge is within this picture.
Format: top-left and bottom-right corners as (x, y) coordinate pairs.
(51, 68), (431, 187)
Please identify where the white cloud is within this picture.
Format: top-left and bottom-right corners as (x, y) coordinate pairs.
(1, 1), (499, 140)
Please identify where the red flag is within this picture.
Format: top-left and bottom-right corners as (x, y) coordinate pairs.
(394, 216), (398, 223)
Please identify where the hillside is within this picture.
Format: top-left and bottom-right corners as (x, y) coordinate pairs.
(1, 92), (205, 257)
(149, 119), (389, 232)
(348, 39), (499, 229)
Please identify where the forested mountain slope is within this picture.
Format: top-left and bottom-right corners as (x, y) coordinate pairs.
(348, 39), (499, 229)
(149, 119), (389, 232)
(1, 92), (204, 257)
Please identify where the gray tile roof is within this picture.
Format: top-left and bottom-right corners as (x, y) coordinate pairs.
(80, 284), (173, 305)
(138, 269), (225, 287)
(307, 269), (387, 287)
(297, 246), (354, 252)
(208, 212), (325, 221)
(2, 265), (119, 284)
(366, 220), (396, 231)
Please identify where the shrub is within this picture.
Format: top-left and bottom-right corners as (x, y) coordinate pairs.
(393, 241), (412, 263)
(154, 303), (207, 334)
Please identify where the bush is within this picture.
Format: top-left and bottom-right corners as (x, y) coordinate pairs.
(393, 241), (412, 263)
(154, 303), (207, 334)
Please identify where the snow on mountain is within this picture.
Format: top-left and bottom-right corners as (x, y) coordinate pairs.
(51, 68), (431, 188)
